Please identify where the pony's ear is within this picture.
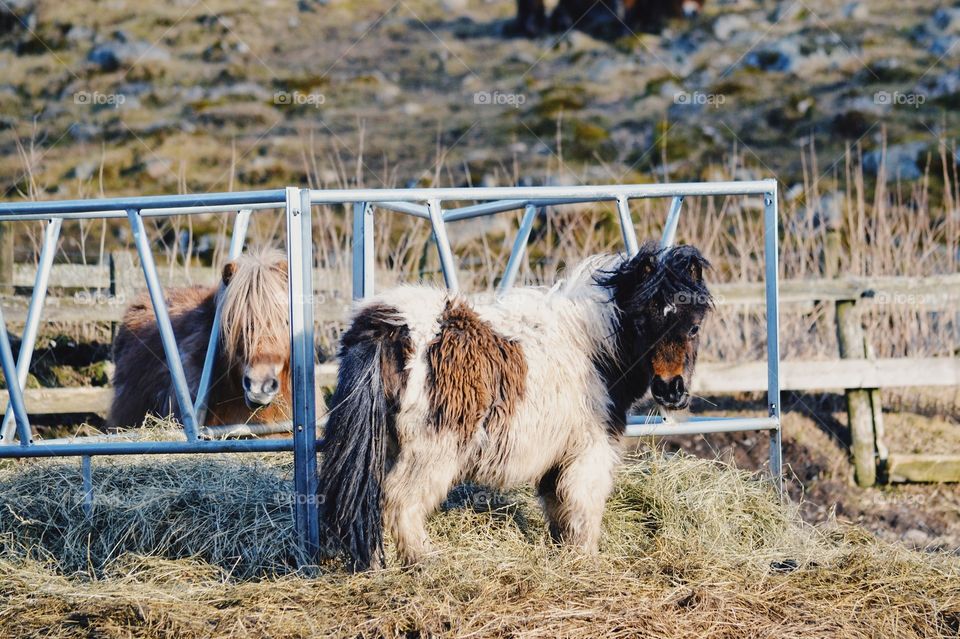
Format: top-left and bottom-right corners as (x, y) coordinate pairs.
(595, 241), (661, 305)
(222, 261), (238, 285)
(627, 247), (659, 280)
(664, 245), (710, 283)
(618, 241), (661, 290)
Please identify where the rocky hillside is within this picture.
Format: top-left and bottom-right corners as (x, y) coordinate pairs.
(1, 0), (958, 201)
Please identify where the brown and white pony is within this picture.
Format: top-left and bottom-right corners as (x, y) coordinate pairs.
(108, 249), (292, 428)
(318, 242), (713, 570)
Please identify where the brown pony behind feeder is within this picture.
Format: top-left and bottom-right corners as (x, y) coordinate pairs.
(108, 249), (292, 428)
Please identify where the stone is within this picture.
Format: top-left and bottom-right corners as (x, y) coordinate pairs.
(929, 35), (960, 57)
(68, 122), (102, 142)
(841, 2), (868, 20)
(206, 82), (273, 102)
(87, 45), (121, 72)
(87, 39), (171, 72)
(0, 0), (34, 36)
(65, 24), (94, 45)
(744, 40), (798, 72)
(712, 14), (751, 41)
(69, 160), (98, 181)
(930, 7), (960, 34)
(862, 142), (927, 182)
(902, 528), (930, 547)
(806, 191), (844, 231)
(145, 158), (173, 181)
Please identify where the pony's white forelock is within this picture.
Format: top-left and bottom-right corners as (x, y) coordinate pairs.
(219, 248), (289, 368)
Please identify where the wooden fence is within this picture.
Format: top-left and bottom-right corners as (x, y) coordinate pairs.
(2, 255), (959, 484)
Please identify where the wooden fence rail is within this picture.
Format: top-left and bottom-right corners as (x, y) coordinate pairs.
(4, 258), (960, 325)
(4, 357), (957, 415)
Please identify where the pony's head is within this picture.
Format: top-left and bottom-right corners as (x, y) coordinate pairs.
(219, 249), (290, 410)
(598, 242), (712, 410)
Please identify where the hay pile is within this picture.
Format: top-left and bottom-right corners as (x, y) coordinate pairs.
(0, 451), (958, 638)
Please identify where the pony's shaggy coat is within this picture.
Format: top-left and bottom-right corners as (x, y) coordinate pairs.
(319, 243), (713, 570)
(427, 300), (528, 440)
(108, 250), (292, 428)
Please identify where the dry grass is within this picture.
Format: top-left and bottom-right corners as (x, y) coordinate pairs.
(0, 449), (958, 638)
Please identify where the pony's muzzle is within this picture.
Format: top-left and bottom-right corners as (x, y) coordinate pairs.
(651, 375), (690, 410)
(242, 371), (280, 408)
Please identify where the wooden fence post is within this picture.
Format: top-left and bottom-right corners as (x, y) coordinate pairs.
(0, 224), (14, 295)
(836, 299), (879, 486)
(109, 251), (137, 300)
(109, 251), (137, 338)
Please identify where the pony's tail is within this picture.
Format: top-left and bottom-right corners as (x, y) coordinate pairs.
(317, 340), (389, 571)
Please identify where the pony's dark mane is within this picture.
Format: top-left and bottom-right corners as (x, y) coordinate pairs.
(595, 241), (713, 314)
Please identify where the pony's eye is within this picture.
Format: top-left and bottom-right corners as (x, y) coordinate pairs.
(689, 325), (700, 337)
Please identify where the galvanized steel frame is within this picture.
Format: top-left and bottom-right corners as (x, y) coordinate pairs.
(0, 180), (783, 561)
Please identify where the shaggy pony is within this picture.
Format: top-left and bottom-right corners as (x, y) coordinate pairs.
(108, 249), (292, 428)
(513, 0), (705, 37)
(318, 243), (712, 569)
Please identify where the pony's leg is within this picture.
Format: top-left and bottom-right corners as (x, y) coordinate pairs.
(383, 439), (461, 565)
(536, 465), (564, 543)
(551, 439), (619, 552)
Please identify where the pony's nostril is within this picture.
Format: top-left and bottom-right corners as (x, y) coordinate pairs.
(264, 377), (279, 394)
(671, 376), (685, 396)
(242, 375), (252, 392)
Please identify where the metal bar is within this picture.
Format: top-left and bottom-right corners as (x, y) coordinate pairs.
(200, 421), (293, 439)
(0, 190), (286, 217)
(616, 196), (639, 256)
(0, 305), (31, 445)
(660, 196), (683, 248)
(0, 437), (302, 458)
(625, 416), (779, 438)
(0, 182), (773, 220)
(1, 217), (61, 443)
(126, 208), (200, 440)
(81, 455), (93, 517)
(352, 202), (375, 300)
(427, 199), (459, 292)
(0, 202), (283, 223)
(498, 204), (538, 295)
(307, 180), (776, 205)
(194, 209), (252, 424)
(443, 197), (596, 222)
(287, 187), (320, 564)
(376, 201), (430, 219)
(763, 188), (783, 493)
